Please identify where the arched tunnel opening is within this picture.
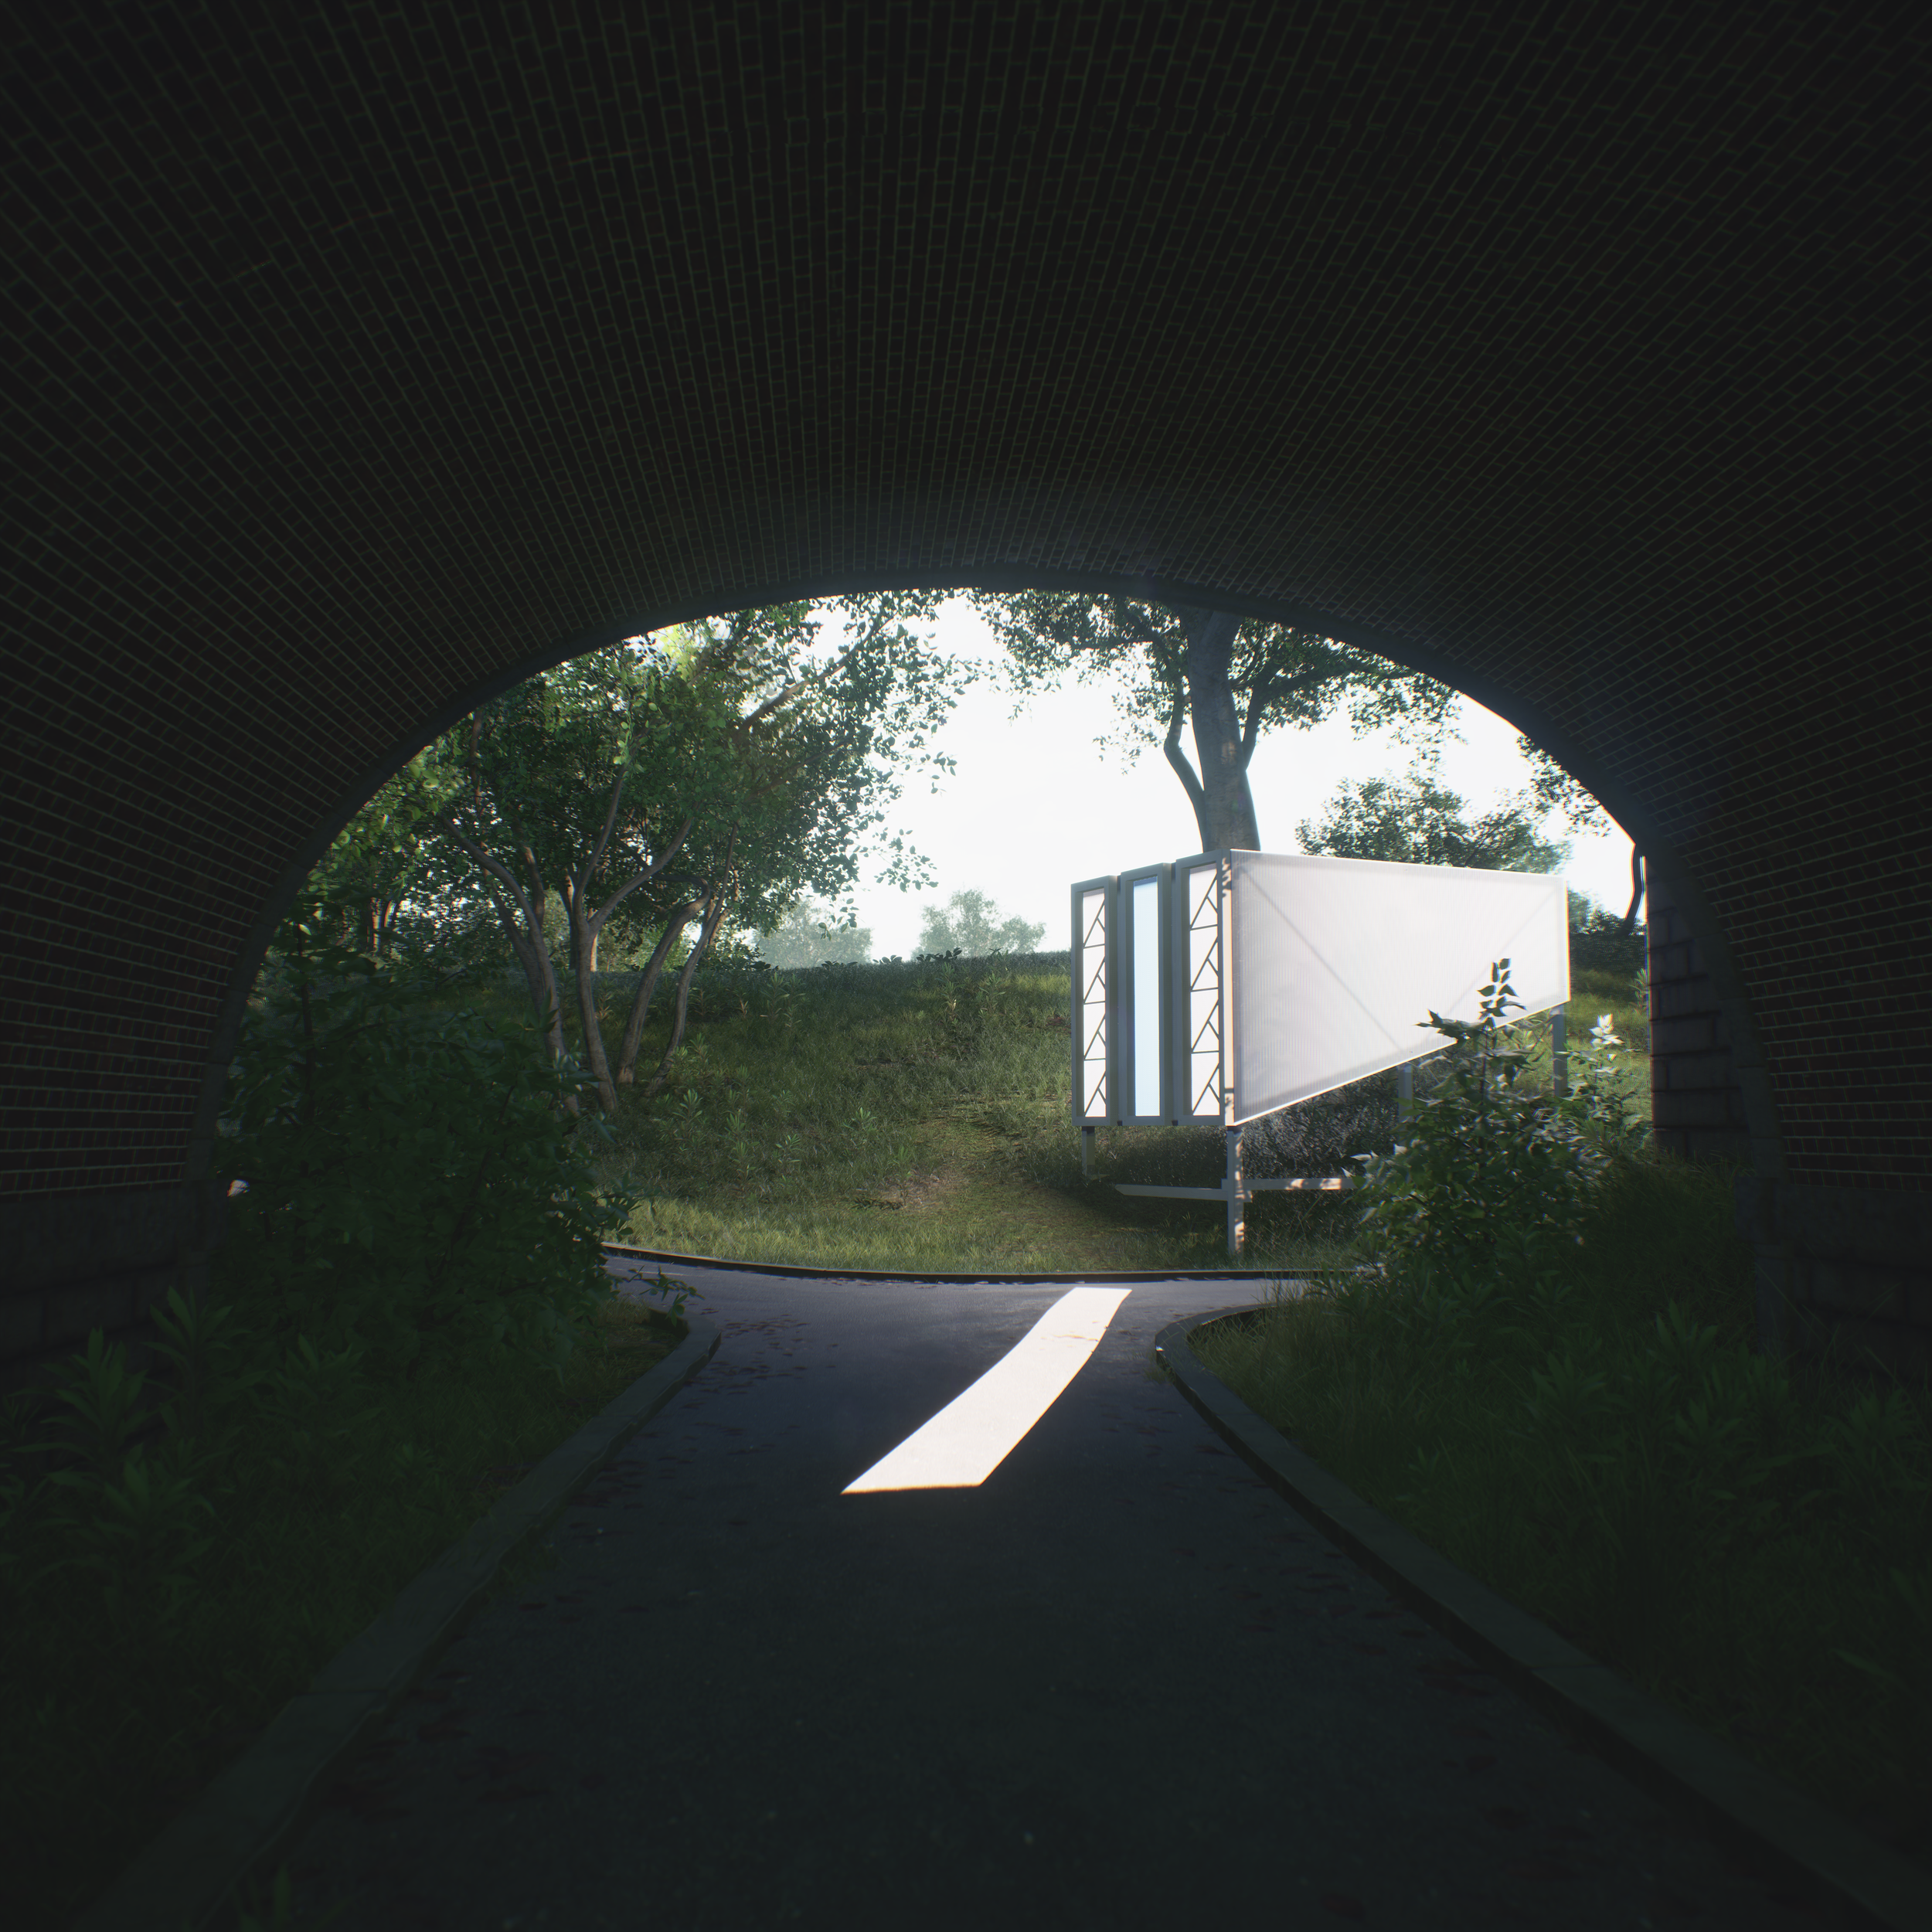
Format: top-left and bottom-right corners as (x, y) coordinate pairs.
(201, 581), (1664, 1285)
(4, 564), (1893, 1438)
(5, 8), (1927, 1924)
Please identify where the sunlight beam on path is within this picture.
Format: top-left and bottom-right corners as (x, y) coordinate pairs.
(841, 1287), (1135, 1494)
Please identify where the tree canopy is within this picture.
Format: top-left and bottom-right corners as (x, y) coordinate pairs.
(291, 590), (969, 1108)
(753, 898), (874, 968)
(1294, 768), (1571, 875)
(962, 590), (1462, 849)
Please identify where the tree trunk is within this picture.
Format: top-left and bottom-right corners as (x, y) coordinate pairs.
(567, 898), (620, 1113)
(499, 900), (570, 1070)
(639, 892), (731, 1100)
(440, 821), (571, 1073)
(1174, 606), (1262, 850)
(616, 903), (702, 1084)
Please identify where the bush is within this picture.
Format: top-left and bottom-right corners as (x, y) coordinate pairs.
(1570, 907), (1645, 980)
(211, 904), (636, 1391)
(1347, 959), (1611, 1318)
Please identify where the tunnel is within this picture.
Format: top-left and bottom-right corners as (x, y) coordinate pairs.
(3, 3), (1927, 1428)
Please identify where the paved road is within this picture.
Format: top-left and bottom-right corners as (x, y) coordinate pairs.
(282, 1265), (1826, 1930)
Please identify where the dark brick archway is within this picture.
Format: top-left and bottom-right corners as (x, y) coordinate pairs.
(5, 5), (1927, 1411)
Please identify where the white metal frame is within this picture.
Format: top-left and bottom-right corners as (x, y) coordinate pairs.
(1071, 847), (1574, 1253)
(1070, 876), (1114, 1132)
(1170, 851), (1230, 1128)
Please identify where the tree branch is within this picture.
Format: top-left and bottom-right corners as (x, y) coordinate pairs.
(1239, 665), (1334, 764)
(1162, 691), (1207, 821)
(580, 757), (632, 892)
(740, 642), (859, 726)
(588, 815), (699, 932)
(439, 818), (543, 937)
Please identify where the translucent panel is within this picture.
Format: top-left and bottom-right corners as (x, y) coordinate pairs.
(1227, 852), (1570, 1123)
(1182, 862), (1223, 1121)
(1132, 877), (1161, 1117)
(1078, 886), (1108, 1121)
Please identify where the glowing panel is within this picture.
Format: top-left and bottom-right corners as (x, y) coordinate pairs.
(1132, 877), (1161, 1117)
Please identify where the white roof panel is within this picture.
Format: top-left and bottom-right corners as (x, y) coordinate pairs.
(1226, 851), (1570, 1123)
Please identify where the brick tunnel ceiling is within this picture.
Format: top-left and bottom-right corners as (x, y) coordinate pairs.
(2, 3), (1927, 1195)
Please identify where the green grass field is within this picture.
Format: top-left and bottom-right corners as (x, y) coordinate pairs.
(580, 950), (1653, 1277)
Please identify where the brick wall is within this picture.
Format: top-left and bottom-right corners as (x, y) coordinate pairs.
(2, 7), (1927, 1423)
(1642, 889), (1931, 1391)
(1646, 900), (1752, 1166)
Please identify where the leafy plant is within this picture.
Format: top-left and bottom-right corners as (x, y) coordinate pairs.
(1347, 959), (1609, 1304)
(212, 902), (637, 1391)
(1558, 1011), (1649, 1150)
(32, 1431), (223, 1635)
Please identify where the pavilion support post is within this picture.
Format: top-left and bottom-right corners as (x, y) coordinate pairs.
(1226, 1124), (1244, 1257)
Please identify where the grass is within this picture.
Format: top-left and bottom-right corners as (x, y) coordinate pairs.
(576, 951), (1652, 1276)
(1171, 1148), (1932, 1877)
(11, 944), (1920, 1923)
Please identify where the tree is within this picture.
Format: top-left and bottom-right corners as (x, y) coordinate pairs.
(917, 889), (1046, 957)
(753, 898), (874, 968)
(602, 590), (968, 1097)
(430, 638), (701, 1107)
(304, 750), (465, 959)
(1294, 768), (1571, 874)
(402, 592), (961, 1108)
(964, 590), (1461, 849)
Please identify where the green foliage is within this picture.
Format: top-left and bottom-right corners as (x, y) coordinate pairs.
(623, 593), (968, 933)
(1557, 1011), (1650, 1151)
(213, 902), (636, 1389)
(1190, 1138), (1932, 1856)
(965, 588), (1458, 770)
(917, 887), (1046, 957)
(1348, 960), (1610, 1300)
(304, 747), (468, 959)
(1296, 767), (1570, 874)
(1569, 902), (1647, 979)
(2, 927), (706, 1930)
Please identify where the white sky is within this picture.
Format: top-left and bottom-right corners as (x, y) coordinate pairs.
(798, 597), (1637, 961)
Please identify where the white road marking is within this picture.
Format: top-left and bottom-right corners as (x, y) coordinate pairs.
(841, 1286), (1135, 1493)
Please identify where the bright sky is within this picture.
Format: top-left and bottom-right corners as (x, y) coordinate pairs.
(805, 597), (1638, 961)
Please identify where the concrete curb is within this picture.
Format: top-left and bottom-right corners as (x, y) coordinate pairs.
(1157, 1304), (1930, 1932)
(605, 1238), (1311, 1285)
(72, 1316), (723, 1932)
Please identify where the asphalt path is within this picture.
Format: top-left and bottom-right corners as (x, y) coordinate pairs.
(281, 1263), (1830, 1930)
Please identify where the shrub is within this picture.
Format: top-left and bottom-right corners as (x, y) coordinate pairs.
(1556, 1011), (1650, 1152)
(1347, 959), (1611, 1312)
(1570, 907), (1646, 980)
(210, 903), (637, 1391)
